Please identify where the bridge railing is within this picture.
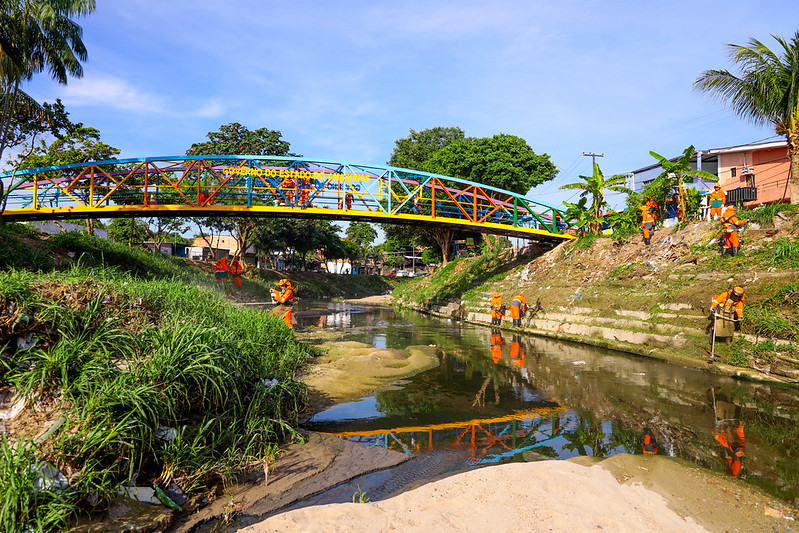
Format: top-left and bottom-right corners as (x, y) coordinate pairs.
(0, 156), (569, 237)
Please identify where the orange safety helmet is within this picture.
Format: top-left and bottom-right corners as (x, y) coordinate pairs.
(732, 286), (744, 298)
(278, 278), (292, 288)
(493, 292), (500, 298)
(714, 184), (721, 189)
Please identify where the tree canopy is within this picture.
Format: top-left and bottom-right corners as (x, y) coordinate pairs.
(1, 0), (96, 162)
(694, 31), (799, 204)
(186, 123), (296, 259)
(388, 127), (465, 170)
(424, 133), (557, 194)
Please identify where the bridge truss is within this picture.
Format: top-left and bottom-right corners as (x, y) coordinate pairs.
(0, 156), (573, 243)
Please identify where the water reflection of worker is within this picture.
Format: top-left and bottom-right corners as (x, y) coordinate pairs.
(509, 292), (526, 327)
(490, 292), (504, 326)
(642, 433), (658, 455)
(709, 388), (746, 477)
(490, 330), (504, 364)
(510, 334), (525, 368)
(714, 423), (746, 477)
(270, 278), (297, 328)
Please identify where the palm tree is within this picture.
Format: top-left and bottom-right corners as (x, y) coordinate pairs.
(559, 163), (632, 234)
(694, 31), (799, 204)
(0, 0), (96, 160)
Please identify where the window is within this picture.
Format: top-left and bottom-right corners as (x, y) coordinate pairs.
(746, 175), (755, 188)
(730, 167), (737, 178)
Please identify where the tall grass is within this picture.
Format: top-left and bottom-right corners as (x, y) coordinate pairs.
(0, 261), (311, 531)
(0, 437), (77, 533)
(770, 238), (799, 268)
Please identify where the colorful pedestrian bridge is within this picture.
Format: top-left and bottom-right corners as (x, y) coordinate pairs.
(0, 156), (573, 243)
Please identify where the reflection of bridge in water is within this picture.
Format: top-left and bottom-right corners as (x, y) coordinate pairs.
(321, 407), (569, 464)
(0, 156), (573, 244)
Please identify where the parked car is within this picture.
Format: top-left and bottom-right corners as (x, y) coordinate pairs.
(396, 270), (410, 277)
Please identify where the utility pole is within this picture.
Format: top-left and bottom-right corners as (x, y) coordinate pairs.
(582, 152), (604, 167)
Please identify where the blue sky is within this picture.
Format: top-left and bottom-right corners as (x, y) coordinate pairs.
(25, 0), (798, 210)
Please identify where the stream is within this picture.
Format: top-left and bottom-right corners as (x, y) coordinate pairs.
(294, 300), (799, 507)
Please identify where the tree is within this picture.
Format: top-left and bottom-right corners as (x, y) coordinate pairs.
(108, 218), (148, 246)
(424, 133), (557, 195)
(7, 125), (119, 234)
(1, 0), (96, 163)
(143, 217), (189, 255)
(559, 163), (631, 234)
(561, 197), (594, 237)
(694, 31), (799, 204)
(649, 145), (717, 223)
(345, 221), (377, 273)
(388, 127), (465, 169)
(387, 127), (467, 265)
(425, 133), (557, 255)
(186, 123), (296, 257)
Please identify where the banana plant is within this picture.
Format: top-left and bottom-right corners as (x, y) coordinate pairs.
(649, 145), (718, 223)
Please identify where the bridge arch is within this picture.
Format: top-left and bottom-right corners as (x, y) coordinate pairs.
(0, 155), (572, 245)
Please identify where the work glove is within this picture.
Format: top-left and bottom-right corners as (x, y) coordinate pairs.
(710, 306), (718, 315)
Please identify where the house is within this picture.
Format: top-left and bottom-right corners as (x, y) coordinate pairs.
(190, 235), (257, 264)
(704, 140), (790, 206)
(630, 140), (791, 208)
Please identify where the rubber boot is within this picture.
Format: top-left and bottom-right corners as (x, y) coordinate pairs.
(732, 247), (739, 257)
(644, 237), (650, 245)
(721, 248), (728, 258)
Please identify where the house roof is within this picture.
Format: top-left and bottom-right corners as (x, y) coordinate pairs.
(702, 139), (786, 155)
(630, 139), (786, 174)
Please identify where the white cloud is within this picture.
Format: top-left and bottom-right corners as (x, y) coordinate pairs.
(194, 100), (226, 119)
(60, 76), (167, 114)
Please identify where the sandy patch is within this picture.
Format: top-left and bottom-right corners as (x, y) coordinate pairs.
(344, 294), (393, 306)
(302, 341), (439, 409)
(240, 459), (705, 532)
(238, 454), (797, 533)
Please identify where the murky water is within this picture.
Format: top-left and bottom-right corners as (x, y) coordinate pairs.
(296, 301), (799, 505)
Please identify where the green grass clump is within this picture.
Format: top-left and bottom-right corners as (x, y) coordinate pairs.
(0, 261), (312, 531)
(394, 250), (520, 307)
(770, 238), (799, 268)
(747, 283), (799, 341)
(728, 339), (750, 367)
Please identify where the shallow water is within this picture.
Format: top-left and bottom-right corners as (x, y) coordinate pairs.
(296, 301), (799, 505)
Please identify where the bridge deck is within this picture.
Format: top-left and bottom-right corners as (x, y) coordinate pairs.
(0, 156), (573, 242)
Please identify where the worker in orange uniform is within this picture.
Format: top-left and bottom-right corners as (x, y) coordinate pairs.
(490, 330), (503, 364)
(509, 292), (526, 328)
(708, 184), (725, 220)
(720, 206), (748, 258)
(713, 423), (746, 477)
(510, 334), (525, 368)
(711, 286), (745, 332)
(214, 257), (229, 282)
(640, 204), (656, 245)
(298, 177), (311, 208)
(642, 433), (658, 455)
(270, 278), (297, 328)
(229, 258), (244, 287)
(645, 197), (658, 223)
(490, 292), (504, 326)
